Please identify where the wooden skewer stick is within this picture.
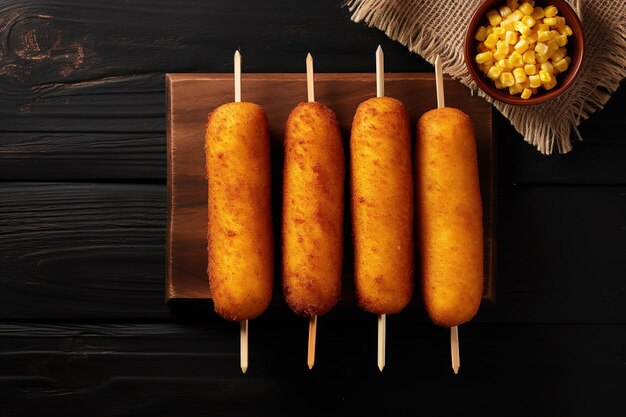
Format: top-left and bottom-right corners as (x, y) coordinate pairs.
(375, 45), (386, 373)
(234, 49), (249, 374)
(307, 314), (317, 370)
(306, 53), (315, 103)
(234, 49), (242, 103)
(434, 54), (460, 374)
(305, 52), (318, 370)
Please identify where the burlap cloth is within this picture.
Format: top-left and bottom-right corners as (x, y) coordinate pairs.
(345, 0), (626, 154)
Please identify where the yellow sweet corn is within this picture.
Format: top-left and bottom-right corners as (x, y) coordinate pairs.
(539, 69), (552, 83)
(513, 67), (527, 83)
(514, 38), (529, 54)
(487, 65), (502, 80)
(528, 74), (542, 88)
(531, 7), (545, 19)
(509, 83), (523, 95)
(505, 30), (518, 44)
(518, 2), (534, 15)
(535, 42), (549, 55)
(475, 26), (489, 41)
(554, 58), (569, 72)
(498, 6), (513, 18)
(524, 63), (537, 75)
(476, 51), (493, 64)
(474, 2), (575, 98)
(484, 33), (499, 49)
(544, 5), (558, 17)
(500, 72), (515, 87)
(509, 51), (524, 67)
(522, 50), (536, 64)
(486, 10), (502, 26)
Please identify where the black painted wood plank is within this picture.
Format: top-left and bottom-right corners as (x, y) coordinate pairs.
(0, 182), (168, 319)
(497, 81), (626, 185)
(0, 0), (428, 132)
(0, 322), (623, 416)
(0, 132), (165, 180)
(1, 182), (624, 323)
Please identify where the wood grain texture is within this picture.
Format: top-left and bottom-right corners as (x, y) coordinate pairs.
(0, 322), (623, 416)
(166, 73), (496, 303)
(0, 182), (168, 319)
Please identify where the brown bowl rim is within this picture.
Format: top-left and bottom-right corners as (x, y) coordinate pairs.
(464, 0), (585, 105)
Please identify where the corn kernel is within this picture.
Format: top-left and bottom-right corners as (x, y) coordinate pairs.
(521, 78), (531, 88)
(506, 0), (519, 11)
(486, 10), (502, 26)
(544, 77), (557, 90)
(494, 78), (505, 89)
(508, 51), (524, 67)
(509, 9), (523, 22)
(477, 42), (490, 53)
(536, 52), (549, 63)
(509, 83), (523, 95)
(546, 39), (559, 51)
(524, 63), (537, 75)
(541, 61), (554, 74)
(555, 34), (568, 47)
(537, 30), (552, 42)
(559, 25), (573, 36)
(554, 17), (566, 26)
(476, 51), (493, 64)
(513, 67), (527, 83)
(514, 20), (531, 36)
(498, 58), (513, 70)
(565, 56), (572, 65)
(481, 62), (493, 73)
(484, 33), (499, 49)
(475, 26), (489, 41)
(554, 58), (569, 72)
(514, 38), (529, 54)
(501, 20), (515, 32)
(520, 88), (533, 99)
(531, 7), (545, 19)
(524, 32), (537, 44)
(528, 74), (542, 87)
(518, 2), (534, 15)
(493, 26), (506, 38)
(543, 17), (558, 26)
(536, 23), (549, 31)
(505, 30), (518, 44)
(498, 5), (513, 18)
(522, 50), (536, 64)
(550, 48), (565, 62)
(500, 72), (515, 87)
(544, 5), (558, 17)
(522, 15), (536, 28)
(539, 69), (552, 83)
(487, 65), (502, 80)
(535, 42), (549, 55)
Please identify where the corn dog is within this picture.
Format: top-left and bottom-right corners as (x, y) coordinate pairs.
(205, 102), (274, 322)
(282, 101), (345, 317)
(415, 107), (483, 328)
(350, 96), (414, 314)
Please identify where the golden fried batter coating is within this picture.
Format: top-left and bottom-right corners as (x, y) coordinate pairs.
(350, 97), (414, 314)
(205, 102), (274, 321)
(415, 107), (483, 328)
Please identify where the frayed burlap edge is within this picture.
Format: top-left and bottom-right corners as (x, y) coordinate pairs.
(345, 0), (626, 154)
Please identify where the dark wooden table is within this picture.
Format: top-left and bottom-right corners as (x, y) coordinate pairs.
(1, 1), (624, 416)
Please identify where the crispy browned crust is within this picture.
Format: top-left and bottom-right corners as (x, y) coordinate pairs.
(282, 101), (346, 317)
(415, 107), (484, 328)
(350, 97), (415, 314)
(205, 102), (274, 322)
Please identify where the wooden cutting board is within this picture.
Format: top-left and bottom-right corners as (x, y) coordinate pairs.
(165, 73), (496, 304)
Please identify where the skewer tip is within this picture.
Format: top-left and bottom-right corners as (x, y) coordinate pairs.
(307, 315), (317, 370)
(450, 325), (460, 375)
(377, 314), (386, 372)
